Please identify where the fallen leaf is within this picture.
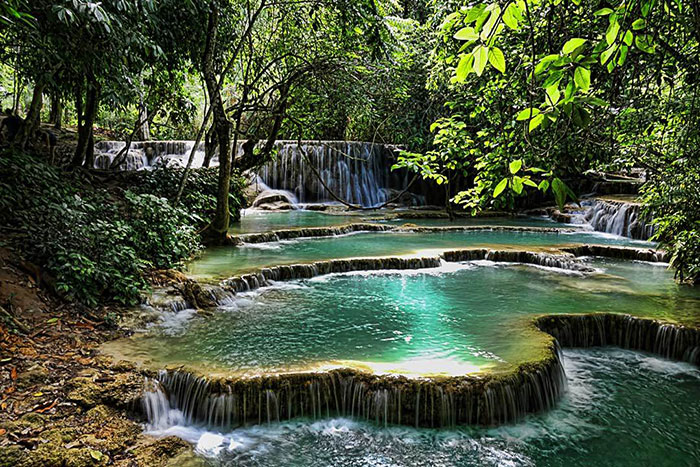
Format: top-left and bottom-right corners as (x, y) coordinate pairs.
(0, 428), (6, 436)
(10, 367), (16, 380)
(89, 449), (103, 461)
(33, 392), (43, 397)
(35, 398), (58, 413)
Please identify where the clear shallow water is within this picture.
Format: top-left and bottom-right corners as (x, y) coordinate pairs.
(148, 349), (700, 466)
(230, 209), (559, 234)
(189, 229), (652, 279)
(114, 259), (699, 376)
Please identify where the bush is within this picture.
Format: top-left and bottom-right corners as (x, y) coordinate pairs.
(0, 149), (204, 306)
(123, 167), (247, 228)
(641, 156), (700, 284)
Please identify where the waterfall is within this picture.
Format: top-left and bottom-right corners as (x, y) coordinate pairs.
(256, 141), (419, 208)
(92, 140), (423, 208)
(140, 313), (698, 431)
(577, 198), (655, 240)
(141, 343), (566, 430)
(94, 140), (206, 170)
(535, 314), (700, 365)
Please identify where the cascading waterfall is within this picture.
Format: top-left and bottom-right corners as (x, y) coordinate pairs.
(158, 245), (665, 311)
(535, 314), (700, 365)
(579, 198), (655, 240)
(140, 314), (699, 431)
(94, 140), (207, 170)
(93, 140), (423, 208)
(141, 342), (566, 430)
(257, 141), (419, 208)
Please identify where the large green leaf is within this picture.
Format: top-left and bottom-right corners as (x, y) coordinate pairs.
(562, 38), (587, 54)
(509, 159), (522, 174)
(454, 27), (478, 41)
(493, 178), (508, 197)
(455, 54), (474, 82)
(574, 67), (591, 92)
(516, 108), (541, 120)
(473, 45), (489, 76)
(488, 47), (506, 73)
(528, 113), (545, 132)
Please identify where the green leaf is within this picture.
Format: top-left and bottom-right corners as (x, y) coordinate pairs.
(535, 54), (560, 75)
(623, 30), (634, 46)
(488, 47), (506, 73)
(632, 18), (646, 30)
(512, 176), (524, 194)
(528, 113), (545, 132)
(552, 177), (567, 209)
(473, 45), (489, 76)
(574, 67), (591, 92)
(455, 54), (474, 82)
(545, 83), (560, 106)
(606, 19), (620, 45)
(523, 178), (538, 188)
(90, 450), (104, 461)
(480, 7), (501, 41)
(509, 159), (522, 174)
(600, 45), (616, 65)
(538, 180), (550, 192)
(516, 108), (541, 120)
(562, 38), (587, 54)
(454, 27), (478, 41)
(635, 34), (655, 53)
(618, 45), (629, 65)
(594, 8), (613, 16)
(502, 5), (519, 29)
(493, 178), (508, 198)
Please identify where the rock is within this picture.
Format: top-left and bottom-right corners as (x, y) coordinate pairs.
(258, 201), (294, 211)
(16, 365), (50, 389)
(66, 372), (144, 410)
(132, 436), (201, 467)
(251, 189), (298, 210)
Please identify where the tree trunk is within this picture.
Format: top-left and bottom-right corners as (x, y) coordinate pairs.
(137, 89), (150, 140)
(16, 82), (45, 149)
(49, 92), (62, 130)
(203, 124), (217, 167)
(203, 3), (233, 243)
(73, 83), (99, 167)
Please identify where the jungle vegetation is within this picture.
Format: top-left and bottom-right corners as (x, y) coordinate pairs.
(0, 0), (698, 309)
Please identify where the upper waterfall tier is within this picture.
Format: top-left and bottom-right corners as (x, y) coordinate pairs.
(93, 140), (424, 208)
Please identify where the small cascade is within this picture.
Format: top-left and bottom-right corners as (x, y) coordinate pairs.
(578, 198), (655, 240)
(442, 249), (595, 273)
(234, 223), (393, 244)
(141, 343), (566, 430)
(93, 140), (206, 170)
(536, 314), (700, 365)
(222, 256), (443, 293)
(91, 140), (425, 207)
(560, 245), (667, 263)
(257, 141), (419, 208)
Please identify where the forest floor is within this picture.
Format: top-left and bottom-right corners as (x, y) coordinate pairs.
(0, 247), (203, 466)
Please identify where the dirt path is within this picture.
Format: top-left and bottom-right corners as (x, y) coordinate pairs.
(0, 248), (202, 466)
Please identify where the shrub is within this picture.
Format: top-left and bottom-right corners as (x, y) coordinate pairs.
(0, 149), (204, 306)
(123, 167), (247, 228)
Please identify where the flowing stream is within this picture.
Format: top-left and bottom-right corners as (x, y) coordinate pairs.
(101, 208), (698, 465)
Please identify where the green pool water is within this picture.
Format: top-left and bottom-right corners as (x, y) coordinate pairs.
(114, 258), (699, 377)
(154, 348), (700, 466)
(188, 229), (652, 279)
(229, 209), (558, 234)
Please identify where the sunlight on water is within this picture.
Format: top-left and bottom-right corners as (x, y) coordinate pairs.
(106, 258), (699, 377)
